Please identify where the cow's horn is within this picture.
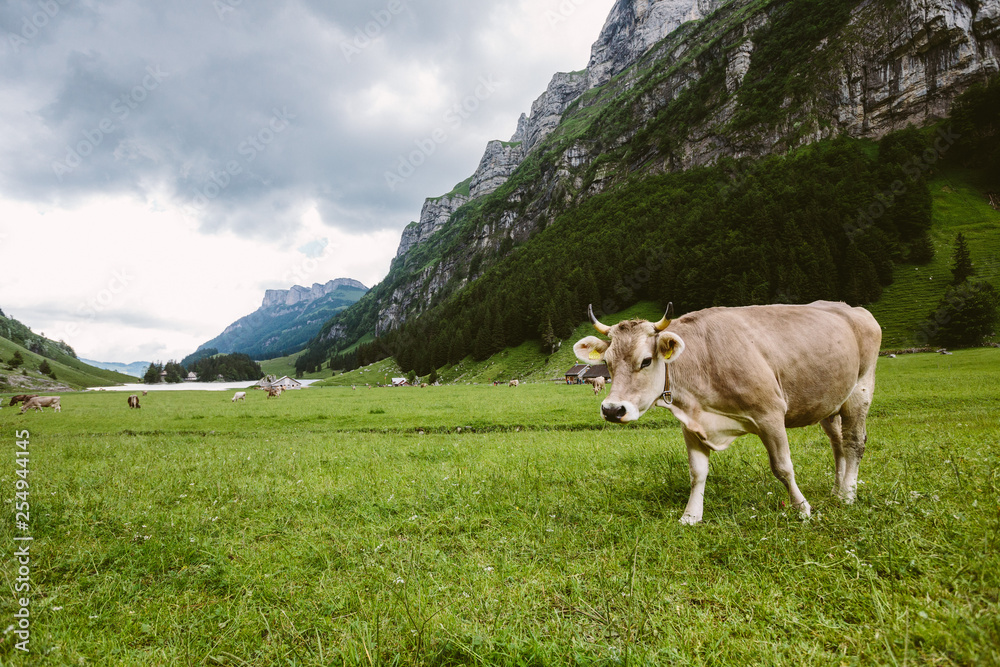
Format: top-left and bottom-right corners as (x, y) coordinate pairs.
(653, 302), (674, 332)
(588, 304), (612, 335)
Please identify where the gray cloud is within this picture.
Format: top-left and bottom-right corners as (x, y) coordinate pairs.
(1, 0), (602, 242)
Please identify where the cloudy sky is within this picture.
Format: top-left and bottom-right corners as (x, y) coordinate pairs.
(0, 0), (616, 364)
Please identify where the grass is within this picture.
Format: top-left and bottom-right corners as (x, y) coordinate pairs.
(1, 348), (998, 665)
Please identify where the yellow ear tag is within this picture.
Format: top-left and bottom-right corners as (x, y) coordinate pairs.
(664, 348), (673, 360)
(589, 350), (602, 361)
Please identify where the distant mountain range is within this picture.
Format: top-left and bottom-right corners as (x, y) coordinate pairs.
(195, 278), (368, 360)
(80, 359), (151, 378)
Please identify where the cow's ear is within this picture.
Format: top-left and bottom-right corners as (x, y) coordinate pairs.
(657, 332), (685, 364)
(574, 336), (609, 363)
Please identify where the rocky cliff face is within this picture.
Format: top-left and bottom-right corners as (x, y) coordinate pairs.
(365, 0), (1000, 340)
(203, 278), (369, 359)
(262, 278), (368, 309)
(510, 71), (590, 154)
(835, 0), (1000, 138)
(395, 194), (469, 258)
(469, 141), (525, 199)
(586, 0), (723, 88)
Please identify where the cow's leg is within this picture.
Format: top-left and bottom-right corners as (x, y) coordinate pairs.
(680, 428), (711, 525)
(758, 420), (811, 518)
(820, 415), (847, 496)
(834, 374), (874, 503)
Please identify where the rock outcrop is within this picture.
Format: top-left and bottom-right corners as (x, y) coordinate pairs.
(587, 0), (722, 88)
(261, 278), (368, 309)
(395, 194), (469, 258)
(201, 278), (369, 359)
(509, 71), (590, 154)
(469, 141), (525, 199)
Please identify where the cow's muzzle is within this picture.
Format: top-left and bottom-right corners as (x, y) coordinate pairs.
(601, 402), (630, 423)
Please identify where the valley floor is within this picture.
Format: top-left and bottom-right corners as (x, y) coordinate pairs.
(1, 349), (998, 665)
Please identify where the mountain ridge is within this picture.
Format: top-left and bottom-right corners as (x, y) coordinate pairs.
(198, 279), (368, 360)
(373, 0), (998, 338)
(300, 0), (999, 375)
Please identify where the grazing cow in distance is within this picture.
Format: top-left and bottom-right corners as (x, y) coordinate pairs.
(21, 396), (61, 413)
(9, 394), (36, 406)
(585, 376), (606, 395)
(232, 391), (246, 402)
(142, 391), (148, 396)
(509, 379), (519, 387)
(127, 395), (141, 409)
(267, 387), (282, 398)
(575, 301), (881, 525)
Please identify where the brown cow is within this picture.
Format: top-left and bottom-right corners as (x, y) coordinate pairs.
(128, 395), (141, 409)
(8, 394), (37, 406)
(575, 301), (881, 524)
(267, 386), (282, 398)
(20, 396), (61, 413)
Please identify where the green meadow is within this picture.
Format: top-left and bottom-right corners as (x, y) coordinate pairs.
(1, 349), (998, 665)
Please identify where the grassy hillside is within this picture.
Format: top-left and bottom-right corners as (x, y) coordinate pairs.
(319, 301), (666, 388)
(0, 334), (135, 392)
(868, 168), (1000, 348)
(257, 352), (333, 381)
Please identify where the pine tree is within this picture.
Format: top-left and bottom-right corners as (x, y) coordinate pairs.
(950, 232), (974, 285)
(143, 362), (163, 384)
(922, 281), (999, 348)
(907, 233), (935, 264)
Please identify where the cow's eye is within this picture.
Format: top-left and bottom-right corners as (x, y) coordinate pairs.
(640, 357), (652, 369)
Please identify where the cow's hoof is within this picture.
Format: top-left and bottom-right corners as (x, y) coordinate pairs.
(796, 502), (812, 520)
(679, 514), (702, 526)
(831, 488), (857, 504)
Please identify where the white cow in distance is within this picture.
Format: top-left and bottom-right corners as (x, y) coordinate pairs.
(21, 396), (61, 413)
(232, 391), (246, 402)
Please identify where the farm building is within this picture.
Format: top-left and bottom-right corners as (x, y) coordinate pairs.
(271, 376), (302, 390)
(256, 375), (303, 391)
(564, 364), (610, 385)
(391, 377), (410, 387)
